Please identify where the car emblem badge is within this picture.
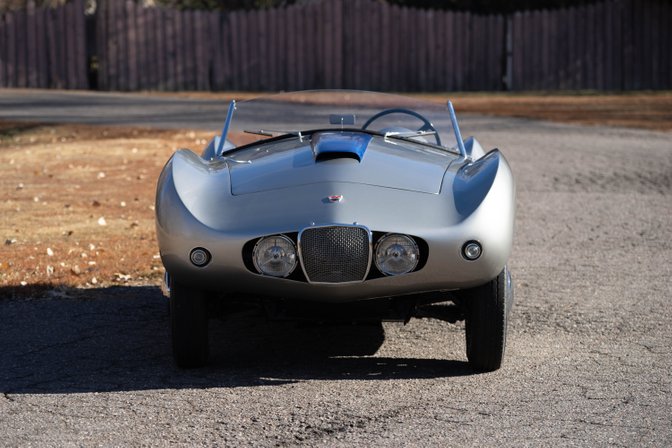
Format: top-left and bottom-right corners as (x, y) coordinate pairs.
(327, 195), (343, 203)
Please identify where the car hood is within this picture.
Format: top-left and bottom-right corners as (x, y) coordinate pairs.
(226, 133), (459, 195)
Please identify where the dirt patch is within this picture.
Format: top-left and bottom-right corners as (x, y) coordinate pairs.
(0, 123), (214, 294)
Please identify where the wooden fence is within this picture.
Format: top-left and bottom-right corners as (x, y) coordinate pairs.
(0, 0), (88, 89)
(1, 0), (671, 91)
(510, 1), (672, 90)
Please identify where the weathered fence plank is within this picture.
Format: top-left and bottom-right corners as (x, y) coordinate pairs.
(26, 2), (38, 87)
(0, 19), (6, 88)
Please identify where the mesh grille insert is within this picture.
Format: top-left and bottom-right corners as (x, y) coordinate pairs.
(300, 226), (370, 283)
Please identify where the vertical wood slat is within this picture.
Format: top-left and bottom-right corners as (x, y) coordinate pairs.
(26, 2), (38, 87)
(64, 2), (75, 89)
(457, 11), (468, 90)
(249, 10), (259, 90)
(643, 3), (656, 89)
(126, 0), (138, 91)
(540, 10), (550, 90)
(300, 4), (312, 89)
(4, 13), (10, 87)
(76, 0), (87, 89)
(46, 7), (59, 88)
(269, 7), (282, 91)
(308, 2), (321, 89)
(378, 2), (391, 91)
(531, 10), (541, 89)
(222, 9), (232, 90)
(396, 7), (407, 90)
(240, 11), (252, 90)
(511, 12), (520, 91)
(227, 11), (238, 90)
(108, 0), (119, 91)
(320, 1), (333, 88)
(332, 0), (343, 88)
(15, 9), (26, 87)
(284, 6), (296, 90)
(196, 11), (209, 91)
(667, 0), (672, 89)
(557, 8), (568, 89)
(528, 11), (539, 89)
(582, 4), (592, 89)
(57, 6), (67, 88)
(185, 10), (196, 90)
(442, 10), (453, 91)
(567, 7), (577, 89)
(208, 11), (220, 91)
(156, 8), (167, 90)
(136, 4), (147, 90)
(174, 10), (184, 90)
(96, 0), (106, 90)
(117, 0), (128, 90)
(145, 7), (156, 90)
(0, 15), (6, 87)
(165, 9), (176, 91)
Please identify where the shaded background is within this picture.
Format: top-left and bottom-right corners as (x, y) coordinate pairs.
(0, 0), (670, 91)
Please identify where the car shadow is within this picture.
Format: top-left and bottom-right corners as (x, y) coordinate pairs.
(0, 285), (472, 395)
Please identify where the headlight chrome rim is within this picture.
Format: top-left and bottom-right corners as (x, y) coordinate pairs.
(253, 234), (298, 278)
(374, 233), (419, 276)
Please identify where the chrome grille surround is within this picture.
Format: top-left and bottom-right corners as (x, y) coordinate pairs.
(298, 224), (372, 284)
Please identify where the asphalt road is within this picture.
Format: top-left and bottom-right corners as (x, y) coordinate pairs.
(1, 90), (671, 446)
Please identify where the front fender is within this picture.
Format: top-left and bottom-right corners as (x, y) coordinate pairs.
(158, 149), (232, 229)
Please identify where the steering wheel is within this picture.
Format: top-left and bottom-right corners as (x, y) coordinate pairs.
(361, 108), (442, 146)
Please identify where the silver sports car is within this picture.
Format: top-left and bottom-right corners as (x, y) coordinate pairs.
(156, 90), (515, 371)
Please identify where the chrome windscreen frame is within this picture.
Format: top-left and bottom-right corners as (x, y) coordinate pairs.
(297, 224), (373, 285)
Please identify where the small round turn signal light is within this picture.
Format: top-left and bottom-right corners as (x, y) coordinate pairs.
(190, 247), (211, 267)
(462, 241), (482, 261)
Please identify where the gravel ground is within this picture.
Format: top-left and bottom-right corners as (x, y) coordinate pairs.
(1, 95), (671, 446)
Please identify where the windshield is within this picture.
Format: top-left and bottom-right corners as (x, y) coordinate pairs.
(221, 90), (461, 154)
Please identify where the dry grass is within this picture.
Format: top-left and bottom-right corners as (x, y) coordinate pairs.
(0, 123), (214, 296)
(1, 93), (670, 297)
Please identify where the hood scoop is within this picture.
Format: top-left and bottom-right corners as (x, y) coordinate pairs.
(312, 132), (372, 162)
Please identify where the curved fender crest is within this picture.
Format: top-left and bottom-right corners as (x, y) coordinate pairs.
(453, 149), (501, 217)
(170, 149), (231, 225)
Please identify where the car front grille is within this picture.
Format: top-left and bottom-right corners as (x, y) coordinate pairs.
(299, 226), (371, 283)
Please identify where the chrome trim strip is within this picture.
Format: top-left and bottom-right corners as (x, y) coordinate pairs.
(297, 224), (373, 285)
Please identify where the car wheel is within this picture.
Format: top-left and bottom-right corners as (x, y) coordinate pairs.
(463, 266), (513, 372)
(170, 281), (209, 368)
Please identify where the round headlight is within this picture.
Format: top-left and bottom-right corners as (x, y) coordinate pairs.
(253, 235), (297, 278)
(374, 234), (419, 276)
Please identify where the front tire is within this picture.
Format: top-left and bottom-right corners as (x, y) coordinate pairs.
(170, 281), (209, 368)
(462, 267), (513, 372)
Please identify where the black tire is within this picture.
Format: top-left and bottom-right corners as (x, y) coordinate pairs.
(170, 281), (209, 368)
(463, 266), (513, 372)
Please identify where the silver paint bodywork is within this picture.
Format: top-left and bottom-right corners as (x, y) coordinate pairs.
(156, 90), (515, 303)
